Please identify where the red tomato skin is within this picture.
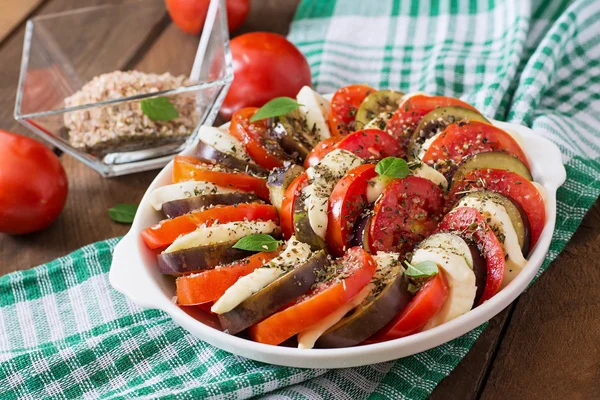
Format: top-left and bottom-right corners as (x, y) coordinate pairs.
(369, 176), (445, 254)
(304, 137), (340, 168)
(447, 168), (545, 248)
(386, 94), (477, 154)
(0, 131), (68, 234)
(166, 0), (250, 35)
(328, 85), (375, 136)
(422, 121), (530, 173)
(280, 173), (308, 239)
(327, 164), (378, 256)
(437, 206), (505, 304)
(369, 270), (450, 341)
(220, 32), (311, 119)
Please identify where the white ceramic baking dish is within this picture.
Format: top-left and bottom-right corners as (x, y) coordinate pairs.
(109, 118), (566, 368)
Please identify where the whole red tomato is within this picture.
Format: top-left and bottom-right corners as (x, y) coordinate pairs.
(0, 131), (68, 235)
(220, 32), (312, 119)
(166, 0), (250, 34)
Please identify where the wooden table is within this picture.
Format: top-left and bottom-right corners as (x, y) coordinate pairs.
(1, 1), (598, 398)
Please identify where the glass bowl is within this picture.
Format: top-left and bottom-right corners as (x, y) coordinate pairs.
(14, 0), (233, 177)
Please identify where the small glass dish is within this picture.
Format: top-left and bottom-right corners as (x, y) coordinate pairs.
(14, 0), (233, 177)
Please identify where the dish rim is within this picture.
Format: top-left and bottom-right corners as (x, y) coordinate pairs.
(109, 118), (566, 369)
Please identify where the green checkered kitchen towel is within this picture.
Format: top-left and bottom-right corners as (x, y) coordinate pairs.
(2, 0), (599, 398)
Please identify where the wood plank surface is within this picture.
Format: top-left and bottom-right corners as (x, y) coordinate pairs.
(0, 0), (44, 43)
(0, 0), (598, 399)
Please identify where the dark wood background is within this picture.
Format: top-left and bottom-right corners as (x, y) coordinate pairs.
(1, 1), (598, 398)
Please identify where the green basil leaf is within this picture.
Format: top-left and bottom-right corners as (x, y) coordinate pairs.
(233, 234), (281, 252)
(249, 97), (300, 122)
(140, 97), (179, 121)
(108, 204), (138, 224)
(403, 260), (439, 279)
(375, 157), (410, 179)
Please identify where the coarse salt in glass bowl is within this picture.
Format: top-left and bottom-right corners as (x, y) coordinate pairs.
(14, 0), (233, 177)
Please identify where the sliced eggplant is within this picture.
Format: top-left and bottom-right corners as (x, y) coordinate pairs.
(469, 243), (487, 305)
(161, 193), (259, 218)
(451, 151), (533, 185)
(350, 213), (373, 252)
(315, 257), (411, 348)
(458, 190), (531, 256)
(157, 240), (254, 275)
(267, 162), (305, 210)
(218, 251), (329, 335)
(356, 90), (405, 129)
(408, 106), (489, 156)
(193, 141), (268, 177)
(293, 192), (326, 251)
(269, 109), (316, 162)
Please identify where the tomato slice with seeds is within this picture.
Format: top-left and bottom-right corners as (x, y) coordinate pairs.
(248, 247), (377, 345)
(386, 94), (478, 155)
(369, 176), (445, 254)
(305, 129), (402, 167)
(328, 84), (376, 136)
(280, 172), (308, 239)
(173, 156), (269, 200)
(141, 204), (278, 249)
(422, 121), (529, 175)
(327, 164), (379, 256)
(176, 250), (281, 305)
(229, 107), (287, 169)
(368, 269), (449, 341)
(447, 168), (545, 248)
(437, 206), (505, 304)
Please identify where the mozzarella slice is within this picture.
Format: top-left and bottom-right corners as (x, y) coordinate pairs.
(297, 283), (374, 349)
(211, 237), (312, 314)
(418, 233), (473, 269)
(297, 86), (331, 141)
(198, 125), (251, 162)
(411, 162), (448, 190)
(417, 131), (442, 160)
(457, 196), (527, 287)
(364, 111), (393, 130)
(372, 252), (403, 278)
(304, 149), (364, 238)
(164, 220), (278, 253)
(413, 247), (476, 331)
(148, 181), (238, 210)
(366, 176), (390, 203)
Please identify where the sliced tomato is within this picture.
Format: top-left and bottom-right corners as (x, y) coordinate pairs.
(173, 156), (269, 200)
(422, 121), (529, 175)
(448, 168), (545, 248)
(176, 250), (281, 305)
(141, 204), (278, 249)
(386, 94), (478, 154)
(369, 270), (449, 341)
(328, 84), (376, 136)
(327, 164), (378, 256)
(229, 107), (286, 169)
(304, 137), (341, 168)
(305, 129), (402, 167)
(249, 247), (377, 345)
(280, 172), (308, 239)
(369, 176), (445, 254)
(437, 206), (505, 304)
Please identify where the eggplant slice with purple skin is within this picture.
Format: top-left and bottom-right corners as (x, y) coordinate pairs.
(293, 192), (327, 251)
(158, 229), (281, 275)
(267, 162), (305, 211)
(315, 258), (411, 348)
(193, 141), (269, 177)
(219, 250), (329, 335)
(162, 193), (260, 219)
(469, 243), (488, 305)
(350, 213), (373, 252)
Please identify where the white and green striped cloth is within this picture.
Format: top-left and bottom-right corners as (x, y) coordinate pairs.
(1, 1), (599, 398)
